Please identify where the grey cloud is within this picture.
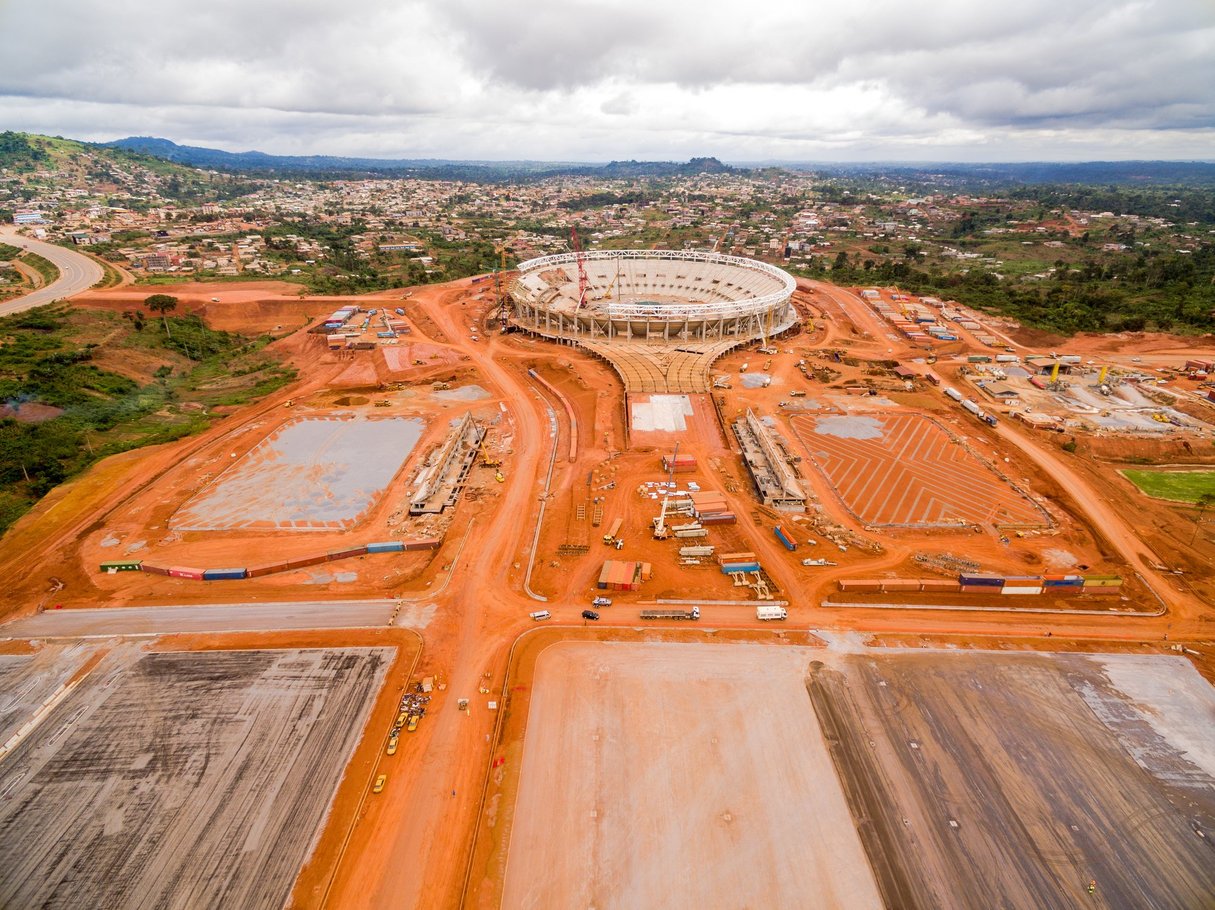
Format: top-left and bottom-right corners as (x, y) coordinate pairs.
(1, 0), (1213, 159)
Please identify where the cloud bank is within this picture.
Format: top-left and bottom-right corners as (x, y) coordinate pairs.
(1, 0), (1212, 160)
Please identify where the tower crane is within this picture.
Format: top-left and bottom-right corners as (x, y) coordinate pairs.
(571, 226), (590, 309)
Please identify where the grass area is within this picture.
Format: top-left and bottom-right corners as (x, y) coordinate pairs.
(20, 251), (59, 286)
(1122, 469), (1215, 503)
(0, 303), (297, 536)
(0, 243), (22, 260)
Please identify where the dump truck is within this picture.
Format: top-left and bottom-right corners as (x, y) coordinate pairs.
(640, 607), (701, 621)
(756, 606), (788, 621)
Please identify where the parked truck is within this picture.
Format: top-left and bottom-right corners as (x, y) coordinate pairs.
(640, 607), (701, 621)
(603, 517), (623, 544)
(756, 606), (788, 621)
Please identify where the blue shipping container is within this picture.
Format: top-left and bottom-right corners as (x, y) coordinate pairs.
(773, 526), (796, 551)
(958, 574), (1004, 586)
(722, 563), (760, 574)
(203, 568), (247, 581)
(366, 541), (405, 553)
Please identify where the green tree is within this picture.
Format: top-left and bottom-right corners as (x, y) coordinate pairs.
(144, 294), (178, 338)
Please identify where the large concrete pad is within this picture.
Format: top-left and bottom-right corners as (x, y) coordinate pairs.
(501, 641), (884, 909)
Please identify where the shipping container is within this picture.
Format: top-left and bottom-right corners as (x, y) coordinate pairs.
(1080, 585), (1122, 594)
(959, 574), (1004, 586)
(680, 545), (714, 557)
(773, 526), (797, 551)
(168, 566), (205, 580)
(246, 563), (287, 578)
(968, 355), (992, 363)
(837, 580), (884, 591)
(662, 453), (697, 473)
(717, 551), (757, 564)
(99, 560), (142, 573)
(403, 537), (442, 551)
(721, 562), (760, 574)
(919, 580), (962, 592)
(141, 563), (171, 576)
(880, 580), (921, 592)
(283, 554), (332, 570)
(366, 541), (405, 553)
(327, 546), (368, 561)
(1001, 586), (1043, 595)
(203, 568), (247, 581)
(674, 528), (709, 538)
(699, 513), (736, 525)
(960, 584), (998, 593)
(944, 387), (964, 402)
(1029, 376), (1047, 390)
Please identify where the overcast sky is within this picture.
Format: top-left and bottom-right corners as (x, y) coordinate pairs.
(2, 0), (1213, 162)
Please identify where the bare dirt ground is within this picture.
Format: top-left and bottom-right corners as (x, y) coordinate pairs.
(497, 640), (883, 909)
(809, 649), (1215, 909)
(2, 271), (1213, 910)
(0, 644), (392, 909)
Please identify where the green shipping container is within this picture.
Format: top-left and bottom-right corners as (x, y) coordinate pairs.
(100, 561), (142, 573)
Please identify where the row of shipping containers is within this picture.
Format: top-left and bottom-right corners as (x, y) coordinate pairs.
(597, 560), (652, 591)
(690, 490), (736, 524)
(839, 573), (1123, 595)
(99, 538), (441, 581)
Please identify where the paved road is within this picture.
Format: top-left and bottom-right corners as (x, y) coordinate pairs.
(0, 600), (399, 638)
(0, 227), (104, 315)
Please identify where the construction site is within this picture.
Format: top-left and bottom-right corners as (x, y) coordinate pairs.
(0, 248), (1213, 909)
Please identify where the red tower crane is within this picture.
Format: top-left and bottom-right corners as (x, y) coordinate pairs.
(570, 226), (589, 309)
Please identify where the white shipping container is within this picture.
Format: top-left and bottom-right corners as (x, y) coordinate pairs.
(1001, 586), (1043, 595)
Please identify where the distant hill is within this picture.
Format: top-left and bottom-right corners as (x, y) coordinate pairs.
(787, 160), (1215, 187)
(102, 137), (739, 181)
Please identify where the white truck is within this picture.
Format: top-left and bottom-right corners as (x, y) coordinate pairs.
(756, 606), (788, 621)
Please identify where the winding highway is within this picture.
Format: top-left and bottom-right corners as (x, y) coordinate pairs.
(0, 227), (104, 316)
